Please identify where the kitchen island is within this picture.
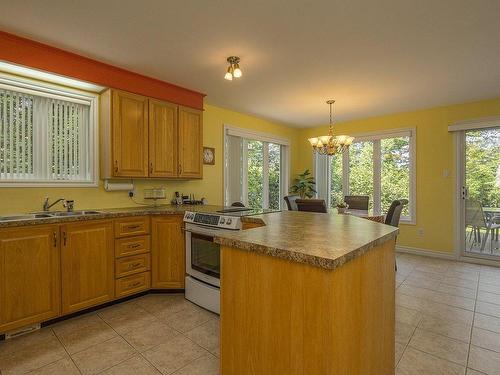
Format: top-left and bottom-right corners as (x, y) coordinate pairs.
(214, 210), (398, 375)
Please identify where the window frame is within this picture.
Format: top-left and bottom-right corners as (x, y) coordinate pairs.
(223, 124), (290, 210)
(0, 72), (99, 187)
(314, 127), (416, 224)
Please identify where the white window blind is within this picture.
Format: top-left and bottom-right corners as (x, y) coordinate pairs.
(0, 76), (97, 185)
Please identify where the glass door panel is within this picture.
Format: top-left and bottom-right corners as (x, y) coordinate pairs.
(463, 127), (500, 257)
(349, 141), (374, 210)
(268, 143), (281, 210)
(247, 140), (264, 209)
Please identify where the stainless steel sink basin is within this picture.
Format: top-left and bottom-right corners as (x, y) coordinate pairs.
(0, 213), (54, 221)
(51, 210), (101, 217)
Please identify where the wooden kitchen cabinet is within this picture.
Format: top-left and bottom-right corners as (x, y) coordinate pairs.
(178, 106), (203, 178)
(100, 89), (203, 180)
(0, 225), (61, 333)
(151, 215), (185, 288)
(149, 99), (178, 177)
(60, 220), (115, 314)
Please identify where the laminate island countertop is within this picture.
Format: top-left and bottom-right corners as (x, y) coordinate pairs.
(214, 210), (398, 270)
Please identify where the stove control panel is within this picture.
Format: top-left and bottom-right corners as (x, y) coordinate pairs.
(183, 211), (242, 230)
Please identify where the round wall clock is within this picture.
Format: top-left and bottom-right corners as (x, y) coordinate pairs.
(203, 147), (215, 165)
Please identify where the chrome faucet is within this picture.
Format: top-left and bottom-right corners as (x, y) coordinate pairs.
(43, 197), (66, 212)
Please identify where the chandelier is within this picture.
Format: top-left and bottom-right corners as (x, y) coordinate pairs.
(308, 100), (354, 156)
(224, 56), (242, 81)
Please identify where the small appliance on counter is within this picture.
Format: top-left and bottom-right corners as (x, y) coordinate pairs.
(171, 191), (206, 205)
(143, 187), (166, 206)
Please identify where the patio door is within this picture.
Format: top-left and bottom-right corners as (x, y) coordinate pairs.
(456, 126), (500, 260)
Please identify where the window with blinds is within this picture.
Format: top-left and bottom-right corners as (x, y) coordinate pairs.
(0, 75), (97, 185)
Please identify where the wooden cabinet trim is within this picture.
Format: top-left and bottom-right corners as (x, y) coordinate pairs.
(116, 272), (151, 298)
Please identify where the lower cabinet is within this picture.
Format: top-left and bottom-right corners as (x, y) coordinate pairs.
(151, 215), (185, 288)
(0, 225), (61, 332)
(60, 220), (115, 314)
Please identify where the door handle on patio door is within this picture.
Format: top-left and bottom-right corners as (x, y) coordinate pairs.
(462, 186), (469, 200)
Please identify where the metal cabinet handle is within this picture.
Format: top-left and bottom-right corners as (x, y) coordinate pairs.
(128, 243), (141, 249)
(178, 164), (182, 175)
(63, 232), (67, 246)
(128, 262), (142, 269)
(150, 162), (153, 174)
(114, 160), (119, 173)
(129, 281), (141, 288)
(126, 225), (140, 230)
(53, 232), (57, 247)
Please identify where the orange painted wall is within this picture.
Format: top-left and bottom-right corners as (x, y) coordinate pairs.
(0, 31), (205, 109)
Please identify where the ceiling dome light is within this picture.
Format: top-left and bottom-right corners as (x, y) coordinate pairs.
(225, 56), (242, 80)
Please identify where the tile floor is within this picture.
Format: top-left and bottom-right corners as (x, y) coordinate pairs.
(3, 253), (500, 374)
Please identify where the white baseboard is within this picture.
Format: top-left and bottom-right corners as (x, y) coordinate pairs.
(396, 245), (457, 260)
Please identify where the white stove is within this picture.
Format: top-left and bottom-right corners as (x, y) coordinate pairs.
(183, 211), (243, 314)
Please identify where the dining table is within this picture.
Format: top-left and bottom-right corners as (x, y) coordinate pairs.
(342, 209), (386, 223)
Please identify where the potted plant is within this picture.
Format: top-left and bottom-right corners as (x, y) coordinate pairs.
(290, 169), (317, 199)
(336, 201), (349, 214)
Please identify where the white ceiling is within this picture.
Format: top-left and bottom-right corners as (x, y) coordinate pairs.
(1, 0), (500, 127)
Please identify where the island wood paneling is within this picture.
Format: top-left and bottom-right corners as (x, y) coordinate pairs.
(220, 239), (395, 375)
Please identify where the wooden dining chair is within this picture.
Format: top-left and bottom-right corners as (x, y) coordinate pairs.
(386, 199), (409, 272)
(296, 199), (328, 213)
(344, 195), (370, 210)
(284, 195), (300, 211)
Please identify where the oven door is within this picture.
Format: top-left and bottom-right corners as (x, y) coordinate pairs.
(185, 224), (221, 287)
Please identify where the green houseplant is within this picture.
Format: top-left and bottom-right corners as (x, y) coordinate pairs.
(336, 201), (349, 214)
(290, 169), (317, 199)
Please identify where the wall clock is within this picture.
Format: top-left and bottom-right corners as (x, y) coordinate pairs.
(203, 147), (215, 165)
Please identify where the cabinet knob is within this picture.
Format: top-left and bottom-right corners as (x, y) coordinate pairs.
(53, 232), (57, 247)
(114, 160), (118, 173)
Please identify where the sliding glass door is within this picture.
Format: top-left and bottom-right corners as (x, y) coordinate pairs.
(224, 128), (289, 210)
(459, 127), (500, 258)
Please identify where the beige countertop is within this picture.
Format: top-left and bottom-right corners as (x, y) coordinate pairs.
(0, 205), (398, 271)
(214, 210), (398, 270)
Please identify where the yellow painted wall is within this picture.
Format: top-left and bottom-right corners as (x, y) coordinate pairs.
(0, 103), (300, 215)
(298, 98), (500, 254)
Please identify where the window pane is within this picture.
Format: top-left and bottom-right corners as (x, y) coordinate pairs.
(349, 141), (374, 209)
(268, 143), (281, 210)
(0, 90), (34, 177)
(247, 140), (264, 209)
(381, 137), (410, 216)
(329, 155), (343, 208)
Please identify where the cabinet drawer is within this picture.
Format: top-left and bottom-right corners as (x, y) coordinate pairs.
(114, 216), (150, 238)
(115, 235), (150, 258)
(116, 272), (151, 298)
(115, 253), (151, 278)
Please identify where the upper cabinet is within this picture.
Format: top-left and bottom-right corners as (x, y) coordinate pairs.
(100, 89), (203, 179)
(178, 106), (203, 178)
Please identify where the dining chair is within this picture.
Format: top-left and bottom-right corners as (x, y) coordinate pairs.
(231, 201), (246, 207)
(344, 195), (369, 210)
(296, 199), (328, 213)
(284, 195), (300, 211)
(385, 199), (409, 272)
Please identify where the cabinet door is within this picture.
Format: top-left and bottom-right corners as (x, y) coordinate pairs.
(149, 99), (178, 177)
(178, 106), (203, 179)
(61, 221), (114, 314)
(112, 90), (149, 177)
(0, 225), (60, 333)
(151, 216), (185, 288)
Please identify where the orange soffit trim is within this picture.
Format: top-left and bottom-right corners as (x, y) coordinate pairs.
(0, 31), (205, 109)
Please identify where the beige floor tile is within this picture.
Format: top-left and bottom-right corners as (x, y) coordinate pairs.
(478, 291), (500, 306)
(466, 369), (487, 375)
(438, 284), (477, 299)
(97, 300), (142, 321)
(99, 354), (161, 375)
(476, 301), (500, 319)
(445, 270), (479, 282)
(151, 295), (194, 321)
(442, 276), (478, 290)
(474, 313), (500, 334)
(479, 282), (500, 295)
(409, 270), (445, 281)
(162, 303), (217, 333)
(468, 345), (500, 374)
(54, 318), (117, 355)
(396, 321), (416, 345)
(471, 327), (500, 354)
(185, 319), (220, 356)
(0, 334), (68, 375)
(396, 306), (423, 327)
(173, 353), (219, 375)
(403, 276), (441, 290)
(134, 293), (189, 315)
(71, 336), (136, 375)
(100, 305), (158, 335)
(418, 315), (472, 343)
(0, 328), (56, 357)
(408, 328), (468, 366)
(122, 320), (180, 352)
(142, 335), (207, 375)
(398, 285), (475, 311)
(396, 347), (465, 375)
(395, 342), (406, 366)
(479, 277), (500, 288)
(51, 313), (102, 337)
(27, 358), (80, 375)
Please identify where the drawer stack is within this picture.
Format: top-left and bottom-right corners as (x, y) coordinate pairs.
(114, 216), (151, 297)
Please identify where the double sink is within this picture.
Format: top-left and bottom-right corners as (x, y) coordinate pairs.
(0, 210), (102, 222)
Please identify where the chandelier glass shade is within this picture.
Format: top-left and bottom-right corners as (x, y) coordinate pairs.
(224, 56), (242, 80)
(308, 100), (354, 156)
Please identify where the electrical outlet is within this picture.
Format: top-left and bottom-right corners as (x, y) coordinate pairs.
(443, 169), (450, 178)
(417, 228), (424, 237)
